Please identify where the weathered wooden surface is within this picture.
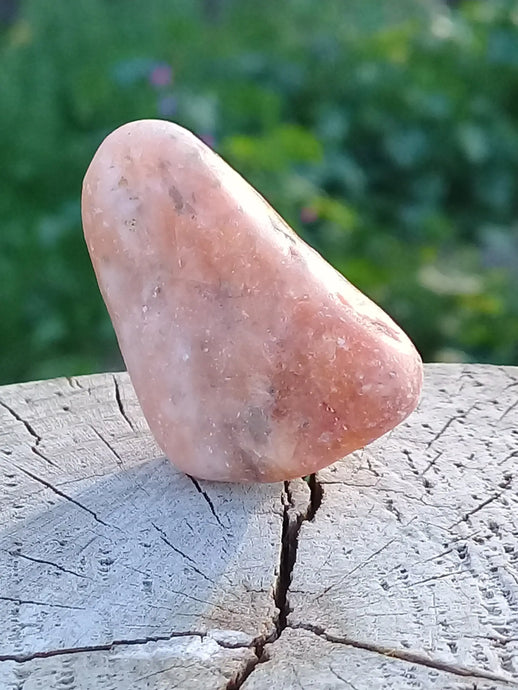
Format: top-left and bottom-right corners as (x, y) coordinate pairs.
(0, 364), (517, 689)
(248, 365), (518, 689)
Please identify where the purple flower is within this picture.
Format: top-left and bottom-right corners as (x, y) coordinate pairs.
(199, 133), (216, 149)
(149, 63), (172, 88)
(158, 94), (178, 118)
(300, 207), (318, 224)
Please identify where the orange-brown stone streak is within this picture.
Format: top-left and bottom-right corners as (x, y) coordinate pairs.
(82, 120), (423, 482)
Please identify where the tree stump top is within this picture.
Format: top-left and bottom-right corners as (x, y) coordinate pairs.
(1, 364), (517, 688)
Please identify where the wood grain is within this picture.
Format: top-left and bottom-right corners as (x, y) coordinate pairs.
(0, 372), (294, 688)
(260, 364), (518, 689)
(1, 365), (517, 688)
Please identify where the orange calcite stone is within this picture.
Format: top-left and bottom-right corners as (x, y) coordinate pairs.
(82, 120), (423, 482)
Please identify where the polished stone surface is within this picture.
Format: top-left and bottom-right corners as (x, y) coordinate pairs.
(82, 120), (423, 482)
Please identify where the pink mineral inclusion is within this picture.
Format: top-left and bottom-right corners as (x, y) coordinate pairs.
(82, 120), (423, 483)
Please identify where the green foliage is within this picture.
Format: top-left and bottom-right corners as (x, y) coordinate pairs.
(1, 0), (518, 383)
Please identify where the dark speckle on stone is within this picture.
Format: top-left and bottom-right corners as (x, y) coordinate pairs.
(169, 186), (184, 212)
(169, 185), (195, 216)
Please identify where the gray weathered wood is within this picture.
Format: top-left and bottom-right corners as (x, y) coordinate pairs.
(0, 635), (255, 690)
(250, 364), (518, 689)
(1, 365), (517, 688)
(242, 627), (510, 690)
(0, 372), (294, 688)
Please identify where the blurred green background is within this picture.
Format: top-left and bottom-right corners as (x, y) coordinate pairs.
(1, 0), (518, 385)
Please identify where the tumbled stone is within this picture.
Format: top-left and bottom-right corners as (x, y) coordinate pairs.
(82, 120), (423, 482)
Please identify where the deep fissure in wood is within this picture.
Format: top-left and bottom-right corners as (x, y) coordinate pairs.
(227, 473), (322, 689)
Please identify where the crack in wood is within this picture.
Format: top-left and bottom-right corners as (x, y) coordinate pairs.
(2, 366), (518, 685)
(291, 623), (517, 686)
(134, 663), (185, 684)
(227, 475), (322, 689)
(112, 374), (136, 433)
(425, 402), (479, 449)
(0, 401), (42, 446)
(420, 450), (443, 476)
(30, 445), (57, 467)
(0, 400), (57, 467)
(0, 631), (250, 664)
(449, 488), (508, 529)
(90, 425), (123, 467)
(150, 521), (216, 585)
(329, 665), (360, 690)
(364, 452), (381, 478)
(0, 596), (85, 612)
(162, 588), (241, 615)
(307, 474), (323, 522)
(66, 376), (85, 390)
(187, 475), (225, 529)
(6, 551), (89, 580)
(12, 464), (114, 529)
(499, 398), (518, 423)
(314, 536), (398, 602)
(405, 569), (470, 589)
(499, 450), (518, 466)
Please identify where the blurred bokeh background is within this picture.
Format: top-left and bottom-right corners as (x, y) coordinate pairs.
(1, 0), (518, 385)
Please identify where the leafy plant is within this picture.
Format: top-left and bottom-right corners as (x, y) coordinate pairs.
(1, 0), (517, 384)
